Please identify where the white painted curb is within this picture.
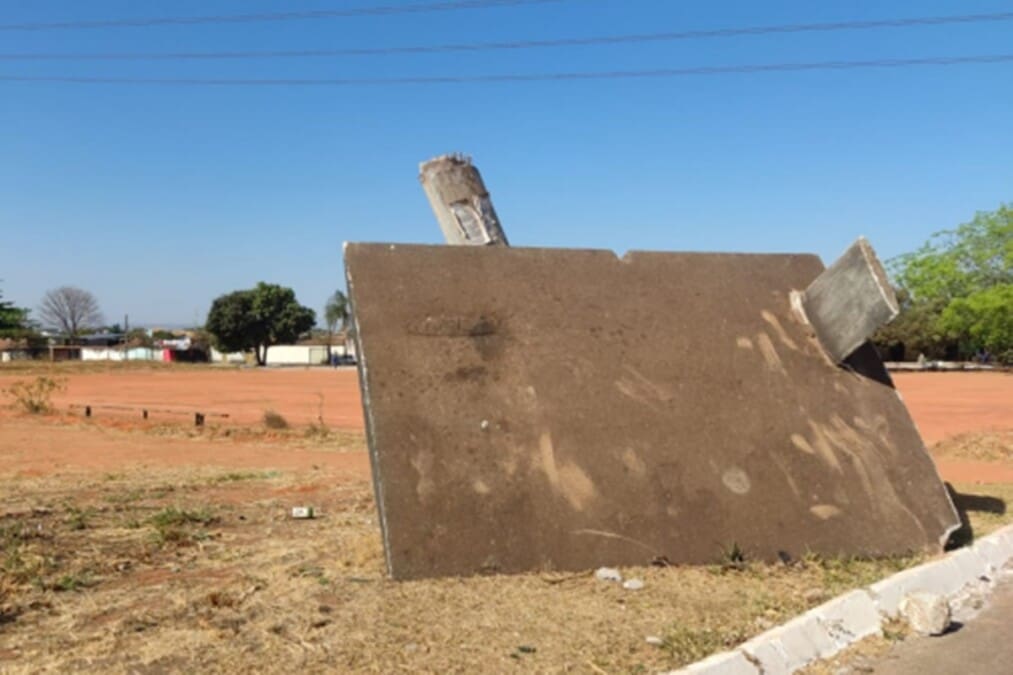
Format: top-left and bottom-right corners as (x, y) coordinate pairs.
(672, 524), (1013, 675)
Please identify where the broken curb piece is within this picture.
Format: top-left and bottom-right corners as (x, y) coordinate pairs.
(900, 591), (952, 636)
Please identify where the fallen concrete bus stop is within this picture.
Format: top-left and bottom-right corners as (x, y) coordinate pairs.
(346, 241), (959, 580)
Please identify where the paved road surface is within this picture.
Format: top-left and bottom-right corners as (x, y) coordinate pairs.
(868, 575), (1013, 674)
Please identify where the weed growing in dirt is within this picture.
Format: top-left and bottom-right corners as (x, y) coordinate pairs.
(304, 422), (332, 440)
(64, 506), (92, 531)
(51, 573), (95, 593)
(149, 507), (215, 528)
(148, 507), (217, 545)
(208, 471), (279, 484)
(3, 376), (66, 414)
(1, 523), (54, 587)
(263, 410), (289, 429)
(720, 542), (748, 571)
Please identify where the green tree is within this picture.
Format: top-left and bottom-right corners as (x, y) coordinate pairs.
(877, 205), (1012, 362)
(0, 287), (29, 337)
(938, 285), (1013, 362)
(205, 283), (316, 366)
(324, 290), (349, 361)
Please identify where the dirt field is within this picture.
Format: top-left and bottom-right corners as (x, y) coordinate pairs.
(0, 366), (1010, 672)
(0, 366), (1005, 442)
(891, 372), (1012, 445)
(0, 363), (365, 431)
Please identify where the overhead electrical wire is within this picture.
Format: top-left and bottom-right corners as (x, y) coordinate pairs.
(2, 11), (1012, 59)
(0, 0), (569, 31)
(2, 53), (1011, 86)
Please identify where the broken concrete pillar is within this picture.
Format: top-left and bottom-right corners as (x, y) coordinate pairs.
(419, 154), (509, 246)
(800, 237), (899, 363)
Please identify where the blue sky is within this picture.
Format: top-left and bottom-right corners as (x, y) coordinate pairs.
(1, 0), (1011, 327)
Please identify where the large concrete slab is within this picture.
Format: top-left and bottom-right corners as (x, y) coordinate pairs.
(345, 243), (959, 580)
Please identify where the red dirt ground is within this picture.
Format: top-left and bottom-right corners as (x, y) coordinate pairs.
(891, 372), (1011, 445)
(0, 368), (1009, 482)
(0, 366), (364, 430)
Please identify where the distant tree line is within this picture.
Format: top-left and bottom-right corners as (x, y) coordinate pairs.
(873, 204), (1012, 364)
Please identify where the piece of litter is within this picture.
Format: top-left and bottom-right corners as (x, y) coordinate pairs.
(595, 567), (622, 582)
(291, 506), (315, 519)
(645, 636), (664, 646)
(480, 419), (490, 430)
(623, 578), (644, 591)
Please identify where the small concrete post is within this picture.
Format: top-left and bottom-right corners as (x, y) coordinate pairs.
(419, 154), (509, 246)
(799, 237), (899, 363)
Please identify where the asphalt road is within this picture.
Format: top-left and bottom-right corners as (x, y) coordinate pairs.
(868, 574), (1013, 674)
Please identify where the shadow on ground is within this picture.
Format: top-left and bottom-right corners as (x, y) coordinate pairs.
(945, 483), (1007, 549)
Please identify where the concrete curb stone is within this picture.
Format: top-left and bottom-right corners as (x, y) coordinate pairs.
(670, 649), (759, 674)
(674, 524), (1013, 675)
(972, 538), (1005, 572)
(741, 612), (837, 673)
(868, 558), (964, 616)
(812, 589), (882, 647)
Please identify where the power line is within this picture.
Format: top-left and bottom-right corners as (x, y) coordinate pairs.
(0, 0), (568, 31)
(2, 54), (1011, 86)
(3, 11), (1012, 59)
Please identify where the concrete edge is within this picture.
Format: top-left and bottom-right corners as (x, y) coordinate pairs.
(673, 524), (1013, 674)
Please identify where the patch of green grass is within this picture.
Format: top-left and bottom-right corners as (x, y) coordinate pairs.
(148, 507), (217, 546)
(661, 623), (750, 666)
(64, 506), (93, 531)
(2, 542), (55, 587)
(148, 507), (215, 528)
(105, 488), (145, 505)
(50, 573), (95, 593)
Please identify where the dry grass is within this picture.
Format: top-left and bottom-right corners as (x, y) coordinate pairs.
(4, 409), (365, 453)
(3, 466), (1008, 674)
(0, 360), (227, 376)
(1, 426), (1012, 673)
(933, 430), (1013, 463)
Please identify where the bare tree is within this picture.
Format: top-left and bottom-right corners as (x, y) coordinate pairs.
(38, 286), (103, 338)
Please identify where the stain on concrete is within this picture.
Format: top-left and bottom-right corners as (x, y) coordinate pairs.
(622, 448), (648, 477)
(810, 504), (843, 520)
(791, 433), (816, 455)
(756, 332), (786, 374)
(762, 310), (800, 350)
(722, 467), (752, 495)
